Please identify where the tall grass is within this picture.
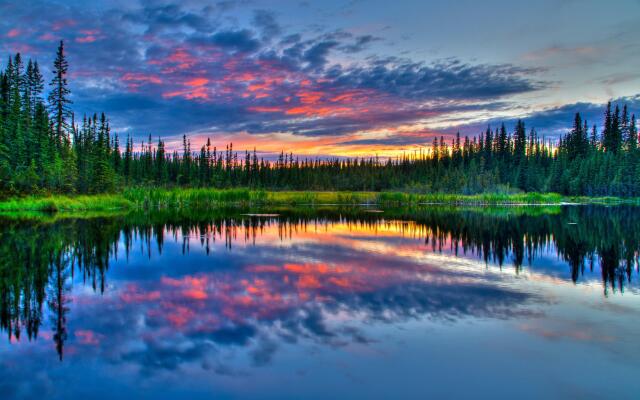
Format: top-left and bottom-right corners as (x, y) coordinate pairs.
(0, 194), (132, 212)
(1, 188), (635, 213)
(123, 188), (570, 208)
(122, 187), (266, 209)
(382, 191), (566, 205)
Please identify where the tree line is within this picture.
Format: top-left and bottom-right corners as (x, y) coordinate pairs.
(1, 42), (638, 197)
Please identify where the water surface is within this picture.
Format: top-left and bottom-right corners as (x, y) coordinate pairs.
(1, 206), (639, 399)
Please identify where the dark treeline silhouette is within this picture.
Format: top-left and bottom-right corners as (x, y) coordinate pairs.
(1, 205), (639, 358)
(1, 43), (639, 197)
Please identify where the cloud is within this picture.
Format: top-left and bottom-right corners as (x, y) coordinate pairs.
(438, 94), (640, 140)
(328, 58), (545, 101)
(340, 34), (380, 53)
(0, 0), (551, 153)
(122, 3), (215, 34)
(209, 29), (261, 53)
(6, 28), (20, 38)
(252, 9), (281, 40)
(522, 45), (599, 62)
(303, 40), (339, 69)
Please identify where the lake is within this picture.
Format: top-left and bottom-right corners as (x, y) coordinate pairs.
(1, 205), (639, 399)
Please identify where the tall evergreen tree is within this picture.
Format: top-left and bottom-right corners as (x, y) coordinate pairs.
(47, 41), (72, 149)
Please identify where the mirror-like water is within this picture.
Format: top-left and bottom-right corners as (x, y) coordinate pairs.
(1, 206), (639, 399)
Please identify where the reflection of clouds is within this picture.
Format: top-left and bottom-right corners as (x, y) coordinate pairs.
(518, 322), (615, 343)
(62, 249), (535, 376)
(0, 216), (545, 383)
(75, 330), (101, 345)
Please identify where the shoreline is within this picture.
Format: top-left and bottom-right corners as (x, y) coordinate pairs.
(0, 189), (637, 213)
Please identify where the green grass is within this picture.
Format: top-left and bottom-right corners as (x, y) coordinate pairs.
(122, 189), (568, 208)
(1, 188), (638, 213)
(0, 194), (133, 212)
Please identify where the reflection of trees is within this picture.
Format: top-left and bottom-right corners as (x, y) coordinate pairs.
(48, 252), (70, 360)
(0, 217), (122, 357)
(0, 206), (639, 349)
(404, 206), (640, 295)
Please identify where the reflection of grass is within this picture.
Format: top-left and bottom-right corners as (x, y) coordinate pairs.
(0, 204), (565, 223)
(0, 210), (128, 222)
(1, 189), (638, 214)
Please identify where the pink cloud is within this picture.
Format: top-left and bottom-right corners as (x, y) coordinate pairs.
(162, 87), (210, 100)
(120, 284), (162, 303)
(39, 32), (57, 41)
(121, 72), (162, 90)
(76, 36), (97, 43)
(75, 330), (101, 345)
(7, 29), (20, 38)
(161, 275), (209, 300)
(52, 19), (77, 31)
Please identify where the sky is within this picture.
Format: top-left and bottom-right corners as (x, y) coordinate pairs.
(2, 0), (640, 157)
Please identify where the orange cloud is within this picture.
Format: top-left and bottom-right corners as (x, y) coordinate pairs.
(248, 106), (282, 113)
(285, 105), (351, 116)
(297, 90), (324, 104)
(297, 275), (322, 289)
(185, 77), (209, 87)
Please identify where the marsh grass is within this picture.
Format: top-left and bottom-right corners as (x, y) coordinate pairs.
(0, 194), (133, 212)
(0, 188), (636, 213)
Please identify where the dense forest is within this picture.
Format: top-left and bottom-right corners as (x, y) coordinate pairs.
(1, 42), (638, 197)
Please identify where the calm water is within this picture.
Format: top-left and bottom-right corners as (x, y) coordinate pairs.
(1, 206), (639, 399)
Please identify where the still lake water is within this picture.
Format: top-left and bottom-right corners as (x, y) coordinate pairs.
(1, 205), (639, 399)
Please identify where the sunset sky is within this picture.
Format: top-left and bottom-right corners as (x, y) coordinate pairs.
(2, 0), (640, 157)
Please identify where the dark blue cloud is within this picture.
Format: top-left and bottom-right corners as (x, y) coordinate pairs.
(327, 58), (545, 101)
(340, 34), (381, 53)
(209, 29), (261, 52)
(302, 40), (339, 69)
(252, 9), (281, 40)
(122, 3), (215, 34)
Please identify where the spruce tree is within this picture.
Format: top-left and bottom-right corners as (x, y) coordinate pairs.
(48, 41), (72, 149)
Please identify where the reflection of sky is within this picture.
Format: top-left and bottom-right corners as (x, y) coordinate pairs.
(1, 219), (639, 399)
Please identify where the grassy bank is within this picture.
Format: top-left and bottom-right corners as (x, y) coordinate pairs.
(0, 194), (133, 212)
(0, 188), (637, 213)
